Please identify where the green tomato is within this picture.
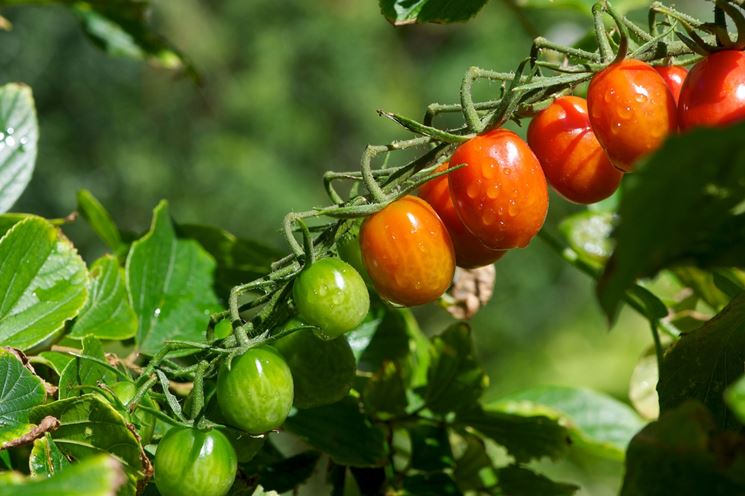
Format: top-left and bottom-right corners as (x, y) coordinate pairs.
(213, 319), (233, 340)
(274, 322), (356, 409)
(336, 221), (372, 284)
(216, 346), (294, 434)
(154, 427), (237, 496)
(292, 257), (369, 340)
(109, 381), (159, 445)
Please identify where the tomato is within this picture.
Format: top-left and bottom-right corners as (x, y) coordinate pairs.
(292, 257), (369, 340)
(448, 129), (548, 249)
(108, 381), (158, 445)
(360, 195), (455, 306)
(216, 345), (294, 434)
(154, 427), (237, 496)
(678, 50), (745, 131)
(274, 320), (356, 408)
(587, 59), (677, 172)
(527, 96), (622, 204)
(336, 220), (372, 284)
(418, 164), (506, 268)
(213, 319), (233, 340)
(653, 65), (688, 104)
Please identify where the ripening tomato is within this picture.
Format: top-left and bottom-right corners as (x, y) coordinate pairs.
(527, 96), (622, 204)
(587, 59), (677, 172)
(360, 195), (455, 306)
(678, 50), (745, 131)
(448, 129), (548, 250)
(654, 65), (688, 104)
(419, 163), (506, 268)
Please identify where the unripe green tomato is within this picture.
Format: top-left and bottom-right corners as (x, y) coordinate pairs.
(109, 381), (158, 445)
(216, 346), (294, 434)
(154, 427), (237, 496)
(213, 319), (233, 340)
(274, 321), (356, 409)
(292, 257), (370, 340)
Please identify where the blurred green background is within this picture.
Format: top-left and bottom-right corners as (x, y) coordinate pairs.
(0, 1), (707, 493)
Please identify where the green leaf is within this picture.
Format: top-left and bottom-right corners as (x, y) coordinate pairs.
(34, 351), (75, 376)
(363, 361), (408, 419)
(402, 472), (462, 495)
(425, 323), (488, 414)
(712, 268), (745, 300)
(76, 190), (123, 253)
(29, 394), (145, 496)
(29, 433), (70, 477)
(379, 0), (488, 25)
(598, 122), (745, 320)
(725, 375), (745, 425)
(126, 201), (220, 355)
(497, 465), (579, 496)
(621, 401), (745, 496)
(254, 451), (321, 493)
(658, 292), (745, 430)
(58, 336), (117, 399)
(283, 396), (387, 467)
(178, 223), (279, 296)
(492, 386), (645, 459)
(0, 217), (88, 350)
(69, 256), (137, 340)
(452, 434), (497, 493)
(456, 405), (571, 463)
(672, 266), (731, 311)
(0, 349), (46, 448)
(559, 210), (616, 269)
(0, 83), (37, 213)
(409, 424), (454, 472)
(0, 454), (126, 496)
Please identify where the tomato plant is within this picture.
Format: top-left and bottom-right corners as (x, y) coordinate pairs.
(108, 381), (159, 445)
(448, 129), (548, 249)
(587, 59), (677, 172)
(153, 427), (237, 496)
(359, 195), (455, 306)
(527, 96), (623, 204)
(419, 163), (506, 268)
(216, 346), (294, 434)
(678, 50), (745, 131)
(292, 257), (369, 339)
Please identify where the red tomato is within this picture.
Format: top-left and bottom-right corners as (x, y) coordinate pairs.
(678, 50), (745, 131)
(448, 129), (548, 250)
(419, 163), (506, 269)
(527, 96), (622, 204)
(653, 65), (688, 104)
(360, 195), (455, 306)
(587, 59), (677, 172)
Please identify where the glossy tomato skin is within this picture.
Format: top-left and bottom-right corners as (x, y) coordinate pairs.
(654, 65), (688, 104)
(154, 427), (237, 496)
(587, 59), (677, 172)
(360, 195), (455, 306)
(292, 257), (369, 340)
(217, 345), (294, 434)
(527, 96), (622, 204)
(678, 50), (745, 131)
(109, 381), (159, 445)
(448, 129), (548, 250)
(419, 164), (506, 268)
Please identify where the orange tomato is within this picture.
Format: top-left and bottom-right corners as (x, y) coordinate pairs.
(419, 163), (506, 268)
(527, 96), (622, 204)
(653, 65), (688, 105)
(360, 195), (455, 306)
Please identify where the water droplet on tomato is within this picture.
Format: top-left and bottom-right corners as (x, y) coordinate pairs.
(508, 199), (518, 216)
(482, 209), (497, 226)
(618, 106), (632, 119)
(486, 184), (499, 199)
(467, 182), (480, 199)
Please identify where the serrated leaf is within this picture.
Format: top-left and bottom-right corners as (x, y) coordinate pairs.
(453, 434), (497, 492)
(0, 349), (45, 447)
(559, 210), (616, 269)
(621, 401), (745, 496)
(725, 375), (745, 424)
(0, 83), (37, 213)
(126, 201), (220, 355)
(283, 396), (387, 467)
(456, 405), (571, 463)
(70, 255), (137, 340)
(497, 465), (579, 496)
(379, 0), (488, 25)
(58, 336), (117, 399)
(76, 190), (123, 253)
(492, 386), (645, 459)
(363, 361), (408, 419)
(425, 323), (488, 414)
(658, 292), (745, 430)
(34, 351), (75, 376)
(598, 122), (745, 321)
(0, 454), (126, 496)
(0, 217), (88, 350)
(29, 394), (144, 496)
(29, 433), (70, 477)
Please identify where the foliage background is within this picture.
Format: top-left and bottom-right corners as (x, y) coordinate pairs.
(0, 0), (713, 493)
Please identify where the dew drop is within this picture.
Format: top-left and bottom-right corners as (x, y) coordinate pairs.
(508, 199), (518, 217)
(467, 182), (480, 199)
(486, 183), (499, 199)
(153, 308), (161, 318)
(635, 93), (648, 104)
(503, 168), (512, 176)
(483, 163), (496, 179)
(481, 209), (497, 226)
(618, 106), (632, 120)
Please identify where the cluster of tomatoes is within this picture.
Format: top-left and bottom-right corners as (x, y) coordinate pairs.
(149, 50), (745, 496)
